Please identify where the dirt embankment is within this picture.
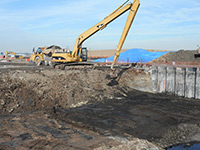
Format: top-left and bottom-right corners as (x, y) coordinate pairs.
(0, 68), (152, 115)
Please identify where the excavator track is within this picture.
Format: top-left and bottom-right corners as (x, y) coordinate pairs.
(53, 62), (134, 72)
(53, 62), (97, 71)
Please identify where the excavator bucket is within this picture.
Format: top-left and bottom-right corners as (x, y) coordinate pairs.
(106, 70), (118, 80)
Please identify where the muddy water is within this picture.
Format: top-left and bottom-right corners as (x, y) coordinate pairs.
(167, 143), (200, 150)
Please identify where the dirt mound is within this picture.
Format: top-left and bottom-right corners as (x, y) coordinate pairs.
(0, 68), (152, 114)
(43, 45), (63, 55)
(153, 50), (199, 62)
(0, 76), (39, 113)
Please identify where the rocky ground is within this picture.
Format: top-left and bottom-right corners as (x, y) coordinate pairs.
(0, 62), (200, 150)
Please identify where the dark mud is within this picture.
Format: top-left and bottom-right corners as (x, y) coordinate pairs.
(53, 90), (200, 149)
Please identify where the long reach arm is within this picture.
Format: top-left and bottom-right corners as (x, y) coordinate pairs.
(72, 0), (140, 61)
(111, 0), (140, 70)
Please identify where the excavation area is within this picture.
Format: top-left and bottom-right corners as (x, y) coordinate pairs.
(0, 62), (200, 150)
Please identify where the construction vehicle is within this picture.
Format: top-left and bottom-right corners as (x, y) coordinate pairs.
(30, 47), (46, 65)
(6, 51), (24, 59)
(51, 0), (140, 72)
(30, 45), (63, 66)
(194, 45), (200, 58)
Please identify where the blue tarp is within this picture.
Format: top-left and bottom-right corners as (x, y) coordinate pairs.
(93, 48), (169, 63)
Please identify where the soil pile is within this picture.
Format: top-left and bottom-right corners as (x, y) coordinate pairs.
(0, 68), (152, 114)
(153, 50), (199, 62)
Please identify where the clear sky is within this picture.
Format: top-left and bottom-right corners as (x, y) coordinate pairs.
(0, 0), (200, 53)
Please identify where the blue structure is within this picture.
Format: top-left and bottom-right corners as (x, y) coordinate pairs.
(93, 48), (169, 63)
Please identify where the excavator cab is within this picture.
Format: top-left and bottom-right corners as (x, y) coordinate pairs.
(80, 47), (87, 62)
(35, 48), (42, 54)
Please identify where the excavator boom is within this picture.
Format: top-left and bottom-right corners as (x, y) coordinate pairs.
(72, 0), (134, 57)
(111, 0), (140, 70)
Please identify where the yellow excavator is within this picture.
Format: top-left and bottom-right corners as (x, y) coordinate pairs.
(6, 51), (24, 59)
(51, 0), (140, 72)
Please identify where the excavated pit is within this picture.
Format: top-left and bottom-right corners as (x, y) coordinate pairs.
(1, 63), (200, 150)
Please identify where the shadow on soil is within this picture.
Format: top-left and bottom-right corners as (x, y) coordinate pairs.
(106, 67), (131, 86)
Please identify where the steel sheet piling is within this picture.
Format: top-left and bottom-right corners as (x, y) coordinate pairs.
(152, 66), (200, 99)
(166, 67), (176, 95)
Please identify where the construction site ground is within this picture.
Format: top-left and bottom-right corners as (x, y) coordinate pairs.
(1, 61), (200, 150)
